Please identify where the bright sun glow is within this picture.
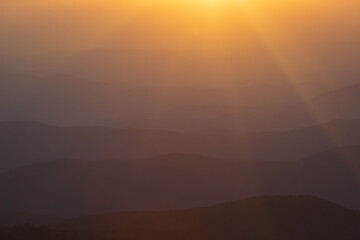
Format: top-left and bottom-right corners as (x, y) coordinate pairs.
(191, 0), (252, 6)
(169, 0), (254, 8)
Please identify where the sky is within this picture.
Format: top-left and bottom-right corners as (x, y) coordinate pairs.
(0, 0), (359, 85)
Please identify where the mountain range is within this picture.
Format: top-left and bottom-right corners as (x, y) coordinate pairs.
(1, 119), (360, 170)
(133, 84), (360, 131)
(1, 71), (360, 130)
(1, 146), (359, 216)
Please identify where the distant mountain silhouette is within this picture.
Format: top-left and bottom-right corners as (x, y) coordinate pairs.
(130, 84), (360, 131)
(1, 147), (360, 216)
(2, 119), (360, 170)
(0, 212), (61, 227)
(0, 71), (152, 125)
(1, 196), (360, 240)
(1, 71), (359, 130)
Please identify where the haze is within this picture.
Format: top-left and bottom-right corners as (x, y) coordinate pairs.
(1, 0), (359, 86)
(2, 1), (360, 239)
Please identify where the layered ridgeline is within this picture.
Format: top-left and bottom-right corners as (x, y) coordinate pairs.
(1, 196), (360, 240)
(1, 147), (360, 216)
(1, 119), (360, 170)
(1, 71), (360, 130)
(129, 84), (360, 131)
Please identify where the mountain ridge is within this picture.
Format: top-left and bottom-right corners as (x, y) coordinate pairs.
(2, 119), (360, 170)
(1, 146), (360, 216)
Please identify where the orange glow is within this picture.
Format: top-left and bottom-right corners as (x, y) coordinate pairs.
(1, 0), (358, 86)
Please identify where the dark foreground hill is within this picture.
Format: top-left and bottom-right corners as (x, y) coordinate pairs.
(1, 146), (360, 216)
(2, 119), (360, 170)
(0, 226), (89, 240)
(0, 213), (61, 227)
(1, 196), (360, 240)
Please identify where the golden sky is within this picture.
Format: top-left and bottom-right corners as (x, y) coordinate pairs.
(1, 0), (358, 55)
(0, 0), (359, 86)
